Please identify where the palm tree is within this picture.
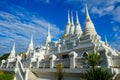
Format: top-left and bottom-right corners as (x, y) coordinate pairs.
(85, 68), (113, 80)
(56, 63), (64, 80)
(86, 51), (102, 69)
(82, 51), (113, 80)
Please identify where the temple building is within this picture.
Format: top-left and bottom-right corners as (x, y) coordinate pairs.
(0, 5), (120, 80)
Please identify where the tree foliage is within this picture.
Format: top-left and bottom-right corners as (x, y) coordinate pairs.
(82, 51), (113, 80)
(56, 63), (64, 80)
(18, 52), (25, 55)
(0, 71), (14, 80)
(0, 53), (9, 63)
(86, 51), (102, 69)
(84, 68), (113, 80)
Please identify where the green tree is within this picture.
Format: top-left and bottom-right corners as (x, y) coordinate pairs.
(0, 53), (9, 63)
(86, 51), (102, 69)
(0, 71), (14, 80)
(82, 51), (113, 80)
(18, 52), (25, 55)
(85, 68), (113, 80)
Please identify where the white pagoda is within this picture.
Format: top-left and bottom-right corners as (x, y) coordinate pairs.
(0, 5), (120, 80)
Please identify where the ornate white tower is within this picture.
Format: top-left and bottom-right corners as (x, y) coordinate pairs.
(83, 4), (97, 36)
(69, 12), (75, 36)
(8, 43), (16, 59)
(62, 11), (71, 39)
(26, 35), (34, 55)
(74, 11), (82, 36)
(45, 25), (51, 45)
(105, 35), (109, 46)
(28, 35), (34, 50)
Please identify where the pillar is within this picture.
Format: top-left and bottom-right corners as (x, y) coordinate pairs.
(105, 49), (112, 68)
(36, 58), (42, 68)
(69, 51), (78, 68)
(6, 60), (9, 68)
(58, 44), (61, 53)
(29, 61), (32, 68)
(0, 60), (5, 68)
(25, 69), (29, 80)
(50, 55), (56, 68)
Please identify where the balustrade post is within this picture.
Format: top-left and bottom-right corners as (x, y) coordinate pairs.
(49, 55), (56, 68)
(58, 44), (61, 53)
(0, 63), (3, 68)
(36, 58), (42, 68)
(6, 60), (9, 68)
(69, 51), (78, 68)
(0, 60), (5, 68)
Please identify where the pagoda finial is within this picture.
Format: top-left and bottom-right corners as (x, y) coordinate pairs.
(76, 11), (79, 24)
(105, 35), (108, 45)
(29, 35), (34, 50)
(69, 12), (75, 35)
(74, 11), (82, 35)
(85, 4), (91, 20)
(68, 10), (70, 24)
(62, 11), (71, 38)
(45, 24), (51, 45)
(8, 42), (16, 59)
(48, 24), (51, 41)
(30, 34), (33, 44)
(25, 35), (34, 57)
(83, 4), (97, 36)
(47, 24), (50, 36)
(71, 12), (74, 25)
(13, 42), (15, 51)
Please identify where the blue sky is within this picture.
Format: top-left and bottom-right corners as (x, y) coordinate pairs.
(0, 0), (120, 55)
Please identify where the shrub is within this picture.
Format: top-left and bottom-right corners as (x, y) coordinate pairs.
(0, 71), (14, 80)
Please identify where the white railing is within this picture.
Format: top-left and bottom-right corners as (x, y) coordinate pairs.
(30, 57), (88, 69)
(31, 68), (86, 73)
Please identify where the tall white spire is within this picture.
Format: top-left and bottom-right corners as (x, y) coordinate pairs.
(30, 35), (34, 50)
(71, 12), (74, 25)
(85, 4), (91, 20)
(83, 4), (97, 36)
(26, 35), (34, 57)
(27, 35), (34, 51)
(105, 35), (109, 46)
(45, 25), (51, 45)
(69, 12), (75, 35)
(67, 10), (71, 24)
(74, 11), (82, 35)
(63, 11), (71, 37)
(8, 43), (16, 59)
(76, 11), (79, 24)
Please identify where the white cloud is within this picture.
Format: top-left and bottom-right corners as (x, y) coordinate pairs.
(113, 26), (119, 32)
(66, 0), (120, 21)
(46, 0), (50, 3)
(35, 0), (50, 4)
(66, 0), (83, 2)
(91, 7), (103, 16)
(110, 26), (120, 50)
(112, 26), (120, 39)
(110, 40), (120, 50)
(112, 6), (120, 22)
(91, 5), (114, 17)
(0, 6), (63, 55)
